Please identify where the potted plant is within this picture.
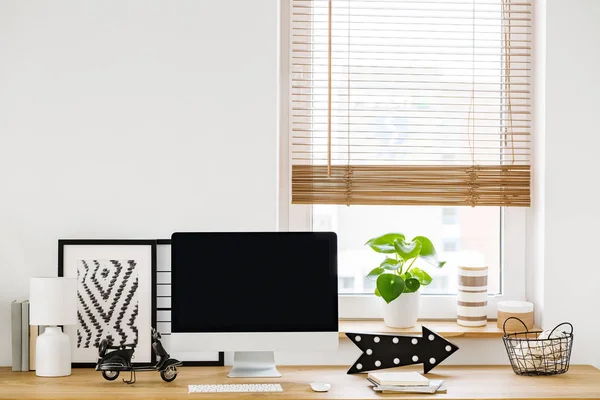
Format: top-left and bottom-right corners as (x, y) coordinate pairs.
(366, 233), (445, 328)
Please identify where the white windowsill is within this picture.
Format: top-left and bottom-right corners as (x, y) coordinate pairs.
(338, 319), (537, 339)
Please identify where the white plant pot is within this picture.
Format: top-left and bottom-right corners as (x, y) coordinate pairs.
(382, 292), (420, 328)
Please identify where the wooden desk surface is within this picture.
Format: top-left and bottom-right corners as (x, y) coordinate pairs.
(1, 365), (600, 400)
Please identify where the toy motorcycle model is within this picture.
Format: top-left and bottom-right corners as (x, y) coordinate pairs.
(95, 328), (182, 384)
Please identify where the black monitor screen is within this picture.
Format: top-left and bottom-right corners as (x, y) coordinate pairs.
(171, 232), (338, 333)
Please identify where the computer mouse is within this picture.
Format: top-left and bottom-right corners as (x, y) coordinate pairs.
(310, 382), (331, 392)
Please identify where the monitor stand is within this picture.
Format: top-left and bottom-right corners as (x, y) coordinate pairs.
(228, 351), (281, 378)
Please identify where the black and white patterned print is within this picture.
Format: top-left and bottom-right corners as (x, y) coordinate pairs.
(76, 259), (139, 348)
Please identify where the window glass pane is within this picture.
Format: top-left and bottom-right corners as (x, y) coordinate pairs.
(339, 277), (355, 292)
(312, 205), (501, 295)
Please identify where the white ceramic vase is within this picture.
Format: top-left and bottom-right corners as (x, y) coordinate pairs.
(382, 291), (420, 328)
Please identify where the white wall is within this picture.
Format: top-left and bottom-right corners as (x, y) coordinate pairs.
(2, 0), (600, 370)
(0, 0), (278, 366)
(540, 0), (600, 367)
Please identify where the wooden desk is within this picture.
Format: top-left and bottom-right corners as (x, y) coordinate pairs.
(1, 365), (600, 400)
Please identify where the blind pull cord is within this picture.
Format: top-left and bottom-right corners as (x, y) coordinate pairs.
(345, 0), (352, 207)
(467, 0), (480, 207)
(327, 0), (333, 177)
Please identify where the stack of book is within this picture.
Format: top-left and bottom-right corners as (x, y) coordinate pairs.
(367, 371), (447, 394)
(11, 300), (45, 372)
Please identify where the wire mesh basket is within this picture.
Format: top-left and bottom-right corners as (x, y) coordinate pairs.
(502, 317), (573, 376)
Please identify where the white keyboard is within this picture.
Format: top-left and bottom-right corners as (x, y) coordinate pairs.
(188, 384), (283, 393)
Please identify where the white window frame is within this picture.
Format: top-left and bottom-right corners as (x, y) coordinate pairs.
(278, 1), (527, 319)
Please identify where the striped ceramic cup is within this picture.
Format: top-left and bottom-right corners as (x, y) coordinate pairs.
(457, 266), (488, 327)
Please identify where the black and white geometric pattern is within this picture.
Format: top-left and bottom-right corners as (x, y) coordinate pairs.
(76, 259), (139, 349)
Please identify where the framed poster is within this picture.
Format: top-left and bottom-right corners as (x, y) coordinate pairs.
(58, 239), (156, 367)
(156, 239), (224, 366)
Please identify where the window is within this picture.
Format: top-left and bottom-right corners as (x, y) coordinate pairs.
(294, 204), (527, 319)
(289, 0), (531, 207)
(442, 207), (459, 226)
(282, 0), (530, 318)
(339, 276), (355, 292)
(313, 204), (499, 295)
(362, 277), (376, 291)
(442, 240), (459, 253)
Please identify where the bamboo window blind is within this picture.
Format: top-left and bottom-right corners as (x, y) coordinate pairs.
(290, 0), (531, 206)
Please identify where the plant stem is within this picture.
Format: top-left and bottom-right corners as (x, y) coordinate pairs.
(405, 257), (417, 273)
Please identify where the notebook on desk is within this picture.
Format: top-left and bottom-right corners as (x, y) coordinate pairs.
(366, 371), (446, 394)
(368, 379), (447, 394)
(367, 371), (429, 386)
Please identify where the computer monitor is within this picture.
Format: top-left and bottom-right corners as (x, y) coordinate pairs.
(170, 232), (339, 378)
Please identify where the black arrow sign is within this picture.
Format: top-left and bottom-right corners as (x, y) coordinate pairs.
(346, 326), (459, 374)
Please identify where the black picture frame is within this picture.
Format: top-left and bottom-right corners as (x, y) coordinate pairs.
(156, 239), (224, 366)
(58, 239), (157, 368)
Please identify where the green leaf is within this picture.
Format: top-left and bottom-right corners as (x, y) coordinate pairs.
(413, 236), (445, 268)
(401, 271), (412, 280)
(366, 267), (385, 280)
(394, 238), (422, 261)
(376, 274), (405, 304)
(380, 258), (400, 271)
(374, 287), (381, 297)
(404, 278), (421, 293)
(365, 233), (406, 254)
(411, 267), (433, 286)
